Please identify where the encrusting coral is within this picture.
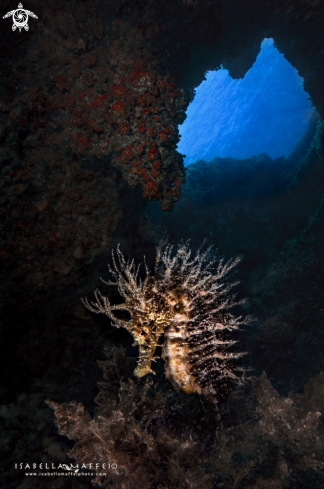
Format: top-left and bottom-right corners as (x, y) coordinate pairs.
(82, 240), (251, 400)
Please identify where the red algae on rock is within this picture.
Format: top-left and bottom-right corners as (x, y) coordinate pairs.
(55, 75), (70, 92)
(0, 0), (191, 310)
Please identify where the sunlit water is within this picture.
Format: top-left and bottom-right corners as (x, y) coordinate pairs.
(178, 38), (314, 165)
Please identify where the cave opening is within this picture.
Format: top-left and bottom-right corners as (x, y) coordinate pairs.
(177, 38), (316, 166)
(147, 37), (324, 300)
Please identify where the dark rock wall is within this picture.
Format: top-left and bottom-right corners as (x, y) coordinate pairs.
(1, 0), (324, 308)
(1, 0), (324, 488)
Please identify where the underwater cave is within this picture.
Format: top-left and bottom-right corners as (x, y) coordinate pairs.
(1, 1), (324, 488)
(178, 38), (315, 164)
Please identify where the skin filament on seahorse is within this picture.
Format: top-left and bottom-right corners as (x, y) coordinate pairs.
(82, 240), (251, 399)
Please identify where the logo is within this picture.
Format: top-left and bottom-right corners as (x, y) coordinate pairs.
(14, 461), (118, 474)
(3, 3), (38, 32)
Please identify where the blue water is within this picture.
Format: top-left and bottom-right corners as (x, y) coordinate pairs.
(178, 38), (314, 165)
